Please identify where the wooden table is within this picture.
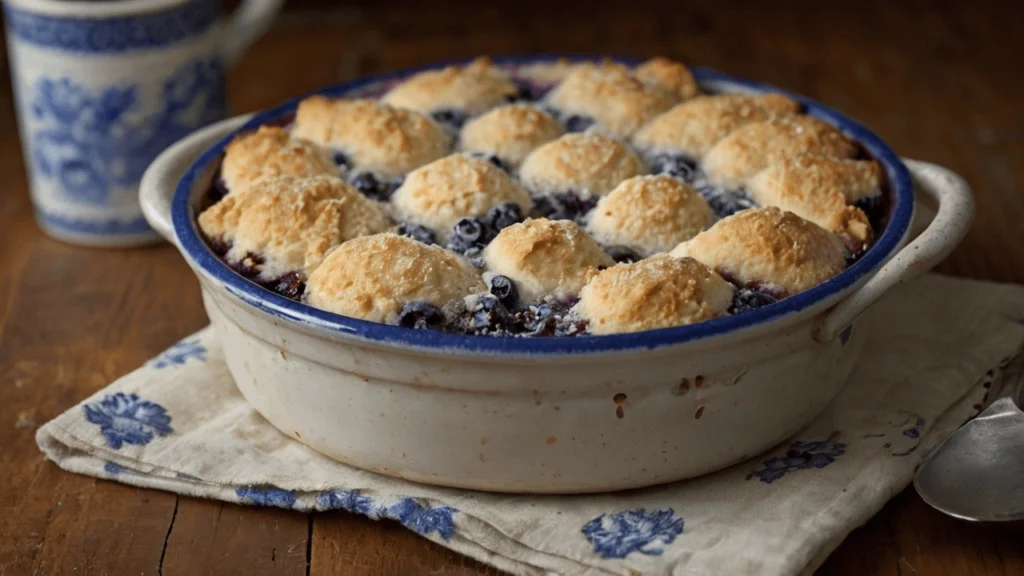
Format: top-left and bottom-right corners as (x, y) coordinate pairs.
(1, 2), (1022, 574)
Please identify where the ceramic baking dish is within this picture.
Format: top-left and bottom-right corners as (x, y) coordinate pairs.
(139, 56), (974, 493)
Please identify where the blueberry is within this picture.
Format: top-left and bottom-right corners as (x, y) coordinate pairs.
(463, 246), (486, 268)
(606, 245), (640, 264)
(211, 177), (229, 203)
(530, 193), (597, 223)
(485, 154), (511, 173)
(349, 171), (397, 201)
(488, 275), (518, 307)
(233, 252), (264, 277)
(553, 314), (588, 337)
(268, 272), (305, 300)
(507, 81), (536, 102)
(563, 114), (596, 133)
(467, 294), (512, 334)
(651, 154), (697, 182)
(397, 222), (436, 245)
(855, 195), (886, 233)
(431, 109), (467, 130)
(519, 304), (556, 336)
(397, 301), (446, 330)
(332, 151), (351, 169)
(729, 288), (777, 314)
(699, 186), (756, 217)
(207, 236), (231, 256)
(447, 217), (494, 254)
(454, 217), (485, 242)
(486, 201), (523, 231)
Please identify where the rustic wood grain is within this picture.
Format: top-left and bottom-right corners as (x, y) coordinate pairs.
(1, 1), (1022, 575)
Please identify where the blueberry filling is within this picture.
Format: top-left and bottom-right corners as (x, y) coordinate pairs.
(349, 171), (400, 202)
(514, 301), (588, 337)
(398, 301), (446, 330)
(232, 252), (264, 277)
(397, 222), (436, 245)
(447, 217), (496, 255)
(463, 246), (486, 268)
(486, 201), (524, 231)
(855, 195), (886, 236)
(605, 245), (640, 264)
(518, 303), (556, 336)
(210, 177), (230, 203)
(530, 193), (598, 223)
(562, 114), (596, 133)
(485, 154), (512, 173)
(465, 294), (514, 335)
(729, 288), (778, 314)
(268, 272), (306, 300)
(650, 154), (698, 183)
(507, 81), (539, 102)
(488, 274), (518, 307)
(431, 109), (468, 131)
(332, 151), (351, 170)
(698, 185), (757, 217)
(207, 235), (231, 257)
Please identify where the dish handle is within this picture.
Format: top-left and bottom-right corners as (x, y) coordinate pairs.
(814, 159), (975, 343)
(139, 115), (252, 248)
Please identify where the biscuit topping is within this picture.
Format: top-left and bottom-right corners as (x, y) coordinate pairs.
(305, 234), (486, 324)
(483, 218), (613, 303)
(391, 154), (532, 240)
(220, 126), (337, 192)
(577, 255), (733, 334)
(588, 175), (712, 256)
(545, 61), (678, 138)
(293, 97), (451, 178)
(519, 133), (648, 200)
(199, 175), (390, 279)
(670, 207), (846, 295)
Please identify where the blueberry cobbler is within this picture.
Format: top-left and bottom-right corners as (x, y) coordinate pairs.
(197, 56), (888, 337)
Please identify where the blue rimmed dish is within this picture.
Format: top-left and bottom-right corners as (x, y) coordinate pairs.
(140, 56), (974, 493)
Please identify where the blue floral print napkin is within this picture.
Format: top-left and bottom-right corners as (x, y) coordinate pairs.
(37, 274), (1024, 576)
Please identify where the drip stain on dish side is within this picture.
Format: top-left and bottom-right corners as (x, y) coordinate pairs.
(695, 406), (706, 419)
(613, 392), (628, 419)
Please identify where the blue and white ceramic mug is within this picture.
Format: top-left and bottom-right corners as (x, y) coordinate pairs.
(2, 0), (283, 246)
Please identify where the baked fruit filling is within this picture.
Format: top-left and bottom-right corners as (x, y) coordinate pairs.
(197, 57), (888, 337)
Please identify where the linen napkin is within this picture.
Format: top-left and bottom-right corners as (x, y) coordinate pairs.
(37, 274), (1024, 576)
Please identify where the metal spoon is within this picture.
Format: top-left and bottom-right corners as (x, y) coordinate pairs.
(914, 363), (1024, 522)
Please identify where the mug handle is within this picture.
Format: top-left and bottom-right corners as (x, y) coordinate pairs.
(814, 159), (975, 342)
(220, 0), (286, 67)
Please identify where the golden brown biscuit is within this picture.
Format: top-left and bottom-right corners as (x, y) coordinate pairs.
(631, 93), (801, 160)
(391, 154), (532, 239)
(199, 175), (390, 279)
(220, 126), (337, 192)
(702, 116), (858, 188)
(519, 133), (648, 199)
(459, 104), (564, 168)
(381, 57), (519, 116)
(747, 156), (881, 253)
(544, 61), (677, 138)
(577, 255), (733, 334)
(305, 233), (486, 324)
(588, 175), (712, 256)
(633, 57), (700, 101)
(483, 218), (613, 303)
(670, 207), (846, 295)
(517, 58), (579, 85)
(292, 96), (451, 178)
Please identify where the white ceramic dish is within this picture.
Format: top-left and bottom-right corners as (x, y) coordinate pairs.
(139, 58), (974, 493)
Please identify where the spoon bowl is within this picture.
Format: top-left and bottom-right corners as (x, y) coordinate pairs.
(914, 374), (1024, 522)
